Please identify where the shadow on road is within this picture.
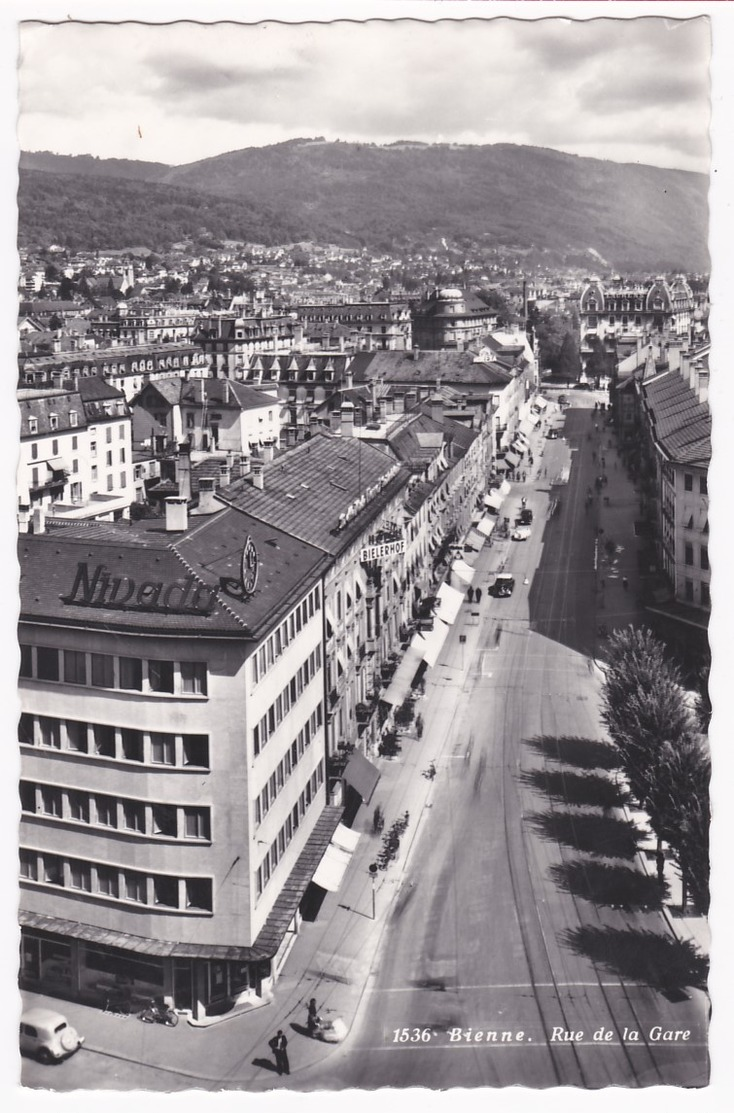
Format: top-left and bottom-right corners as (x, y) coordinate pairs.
(525, 734), (620, 771)
(252, 1057), (280, 1073)
(520, 768), (629, 810)
(549, 860), (666, 911)
(527, 809), (640, 860)
(561, 925), (709, 991)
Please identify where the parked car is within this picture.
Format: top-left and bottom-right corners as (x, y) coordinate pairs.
(517, 508), (533, 525)
(20, 1008), (84, 1064)
(558, 394), (569, 406)
(511, 526), (532, 541)
(490, 573), (515, 597)
(546, 428), (560, 439)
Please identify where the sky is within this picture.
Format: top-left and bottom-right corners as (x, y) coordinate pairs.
(16, 11), (712, 173)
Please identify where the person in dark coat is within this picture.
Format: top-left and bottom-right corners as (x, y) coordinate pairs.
(270, 1030), (290, 1075)
(475, 588), (482, 604)
(307, 998), (319, 1036)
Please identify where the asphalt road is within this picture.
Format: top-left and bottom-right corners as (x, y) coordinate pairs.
(301, 397), (709, 1090)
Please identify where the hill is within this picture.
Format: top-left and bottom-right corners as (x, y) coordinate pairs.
(18, 141), (709, 271)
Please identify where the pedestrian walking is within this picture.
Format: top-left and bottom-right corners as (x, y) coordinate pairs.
(475, 588), (482, 604)
(269, 1030), (290, 1075)
(307, 998), (319, 1036)
(467, 586), (474, 603)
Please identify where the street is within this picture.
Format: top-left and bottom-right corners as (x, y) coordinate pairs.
(298, 395), (709, 1089)
(20, 396), (709, 1093)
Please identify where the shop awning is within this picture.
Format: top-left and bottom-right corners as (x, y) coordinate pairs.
(451, 558), (476, 585)
(381, 644), (425, 706)
(476, 516), (495, 537)
(419, 620), (451, 668)
(518, 420), (535, 438)
(435, 582), (464, 625)
(499, 480), (511, 497)
(464, 528), (486, 553)
(312, 835), (356, 892)
(484, 490), (503, 511)
(343, 750), (381, 804)
(532, 396), (548, 411)
(511, 440), (527, 455)
(504, 450), (521, 469)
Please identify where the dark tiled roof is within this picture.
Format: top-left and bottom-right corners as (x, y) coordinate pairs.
(19, 508), (328, 640)
(351, 349), (513, 388)
(18, 390), (87, 438)
(642, 371), (711, 467)
(76, 376), (126, 402)
(220, 432), (409, 555)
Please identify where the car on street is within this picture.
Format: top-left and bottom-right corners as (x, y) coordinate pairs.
(546, 428), (559, 439)
(517, 508), (533, 525)
(558, 394), (569, 406)
(20, 1008), (84, 1064)
(489, 573), (515, 597)
(511, 526), (532, 541)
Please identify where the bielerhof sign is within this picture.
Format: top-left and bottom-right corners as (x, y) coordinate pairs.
(359, 539), (406, 564)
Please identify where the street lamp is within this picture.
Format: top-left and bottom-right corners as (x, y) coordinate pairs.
(368, 862), (378, 920)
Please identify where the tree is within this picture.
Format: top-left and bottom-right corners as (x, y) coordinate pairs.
(647, 736), (710, 913)
(557, 331), (581, 382)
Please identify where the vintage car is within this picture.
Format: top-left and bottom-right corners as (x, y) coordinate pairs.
(20, 1008), (84, 1064)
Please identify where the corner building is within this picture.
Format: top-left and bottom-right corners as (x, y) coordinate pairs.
(18, 504), (333, 1021)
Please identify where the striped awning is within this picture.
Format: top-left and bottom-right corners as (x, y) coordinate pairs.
(476, 516), (495, 537)
(381, 644), (425, 706)
(451, 558), (476, 586)
(504, 450), (521, 469)
(418, 620), (451, 668)
(435, 582), (464, 625)
(484, 490), (503, 511)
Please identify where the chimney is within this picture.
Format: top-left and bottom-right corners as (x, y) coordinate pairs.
(197, 476), (220, 514)
(237, 452), (252, 479)
(341, 400), (355, 437)
(219, 461), (231, 487)
(345, 366), (354, 391)
(697, 367), (709, 404)
(262, 442), (275, 463)
(165, 496), (189, 532)
(183, 366), (190, 381)
(286, 426), (297, 447)
(251, 460), (265, 490)
(31, 507), (46, 534)
(330, 408), (342, 435)
(412, 345), (420, 360)
(176, 442), (192, 501)
(378, 398), (388, 423)
(52, 370), (64, 389)
(429, 395), (444, 424)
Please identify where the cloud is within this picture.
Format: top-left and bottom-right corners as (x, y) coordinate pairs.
(17, 16), (711, 173)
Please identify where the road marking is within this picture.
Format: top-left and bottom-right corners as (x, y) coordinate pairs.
(367, 981), (635, 993)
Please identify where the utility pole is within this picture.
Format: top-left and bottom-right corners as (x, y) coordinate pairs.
(368, 863), (378, 920)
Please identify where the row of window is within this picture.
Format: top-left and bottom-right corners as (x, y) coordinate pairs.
(255, 762), (325, 900)
(20, 646), (207, 697)
(684, 472), (708, 495)
(252, 585), (321, 685)
(18, 714), (209, 768)
(684, 543), (709, 570)
(253, 645), (322, 756)
(254, 704), (323, 826)
(20, 850), (213, 911)
(20, 780), (211, 840)
(684, 579), (710, 607)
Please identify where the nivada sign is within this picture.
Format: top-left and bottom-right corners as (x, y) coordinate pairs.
(359, 539), (406, 563)
(62, 562), (216, 615)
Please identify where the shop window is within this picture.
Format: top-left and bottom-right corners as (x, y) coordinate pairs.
(36, 646), (60, 682)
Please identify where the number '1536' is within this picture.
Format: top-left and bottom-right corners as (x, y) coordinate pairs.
(392, 1028), (434, 1043)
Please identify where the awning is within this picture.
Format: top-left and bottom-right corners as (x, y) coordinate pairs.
(419, 620), (451, 668)
(504, 450), (521, 468)
(343, 750), (381, 803)
(484, 490), (503, 511)
(530, 413), (542, 426)
(331, 821), (361, 854)
(518, 420), (535, 438)
(511, 440), (527, 455)
(451, 558), (476, 585)
(476, 516), (495, 537)
(532, 396), (548, 411)
(494, 458), (509, 472)
(435, 582), (464, 625)
(381, 643), (425, 706)
(312, 832), (356, 892)
(464, 528), (486, 553)
(499, 480), (511, 497)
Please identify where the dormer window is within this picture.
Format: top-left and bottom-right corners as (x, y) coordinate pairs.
(70, 411), (78, 427)
(28, 417), (38, 434)
(49, 414), (58, 431)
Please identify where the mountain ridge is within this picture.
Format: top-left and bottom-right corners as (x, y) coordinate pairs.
(18, 141), (709, 271)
